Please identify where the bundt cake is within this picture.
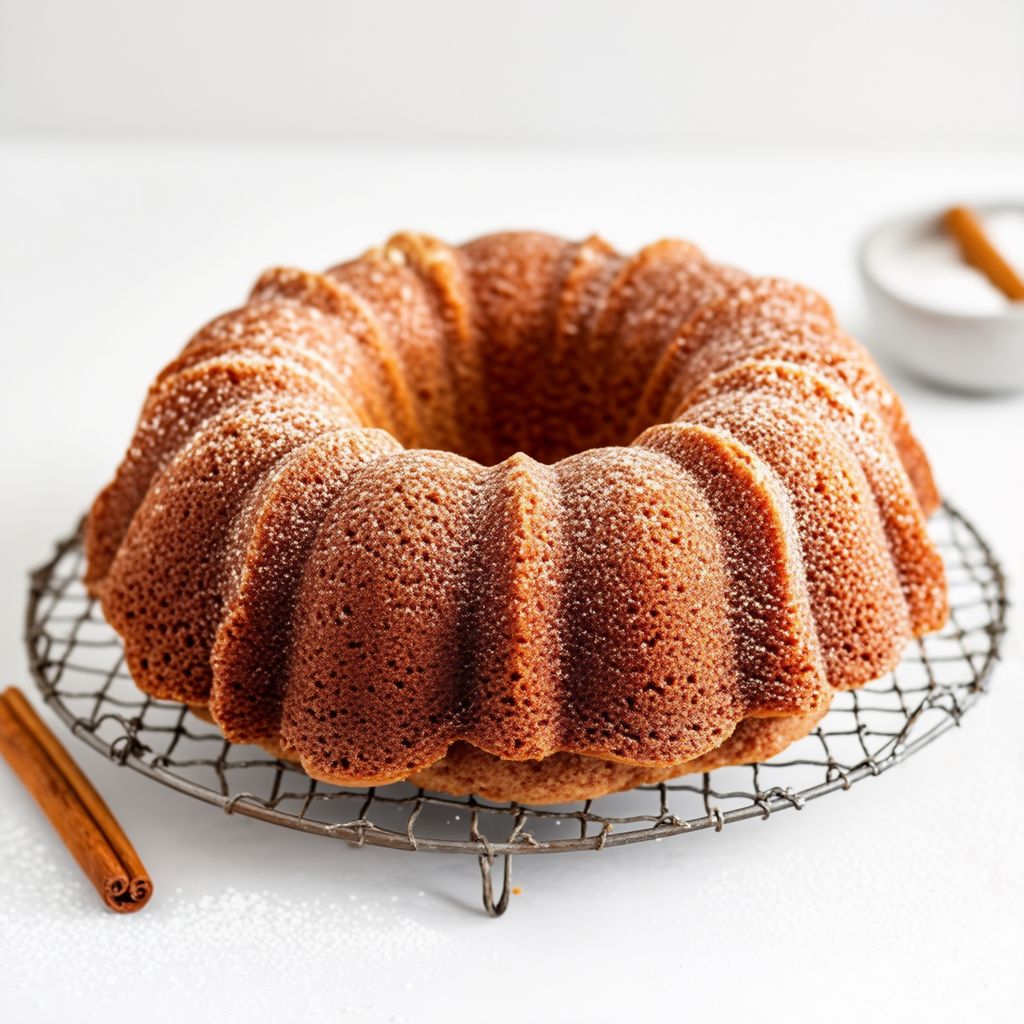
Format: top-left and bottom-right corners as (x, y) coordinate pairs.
(84, 231), (949, 804)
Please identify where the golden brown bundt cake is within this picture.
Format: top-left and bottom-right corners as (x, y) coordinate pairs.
(85, 231), (948, 804)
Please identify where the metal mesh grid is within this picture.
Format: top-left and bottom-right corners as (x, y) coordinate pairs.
(25, 503), (1006, 915)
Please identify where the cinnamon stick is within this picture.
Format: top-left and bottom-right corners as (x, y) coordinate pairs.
(0, 687), (152, 912)
(945, 205), (1024, 301)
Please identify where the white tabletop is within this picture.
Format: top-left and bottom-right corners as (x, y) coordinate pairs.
(1, 141), (1021, 1023)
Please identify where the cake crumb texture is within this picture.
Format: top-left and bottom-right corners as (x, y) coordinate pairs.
(85, 231), (947, 803)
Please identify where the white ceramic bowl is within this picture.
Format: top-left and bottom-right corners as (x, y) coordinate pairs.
(858, 200), (1024, 394)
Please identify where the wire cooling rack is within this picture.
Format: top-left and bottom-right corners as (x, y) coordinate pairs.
(25, 503), (1007, 916)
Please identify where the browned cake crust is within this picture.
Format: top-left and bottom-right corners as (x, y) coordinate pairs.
(85, 232), (948, 804)
(410, 707), (831, 804)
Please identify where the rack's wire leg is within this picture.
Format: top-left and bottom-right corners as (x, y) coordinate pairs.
(478, 853), (512, 917)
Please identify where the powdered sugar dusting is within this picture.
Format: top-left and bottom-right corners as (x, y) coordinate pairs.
(82, 231), (947, 805)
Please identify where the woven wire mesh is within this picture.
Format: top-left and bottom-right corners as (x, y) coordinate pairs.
(25, 503), (1006, 911)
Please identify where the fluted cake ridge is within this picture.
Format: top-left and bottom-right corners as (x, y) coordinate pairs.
(85, 231), (947, 803)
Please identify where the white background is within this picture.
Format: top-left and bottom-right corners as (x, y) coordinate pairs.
(1, 3), (1023, 1023)
(3, 0), (1024, 148)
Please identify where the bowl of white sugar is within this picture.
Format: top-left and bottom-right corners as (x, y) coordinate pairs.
(859, 200), (1024, 393)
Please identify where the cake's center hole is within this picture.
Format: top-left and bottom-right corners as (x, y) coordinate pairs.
(432, 370), (664, 465)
